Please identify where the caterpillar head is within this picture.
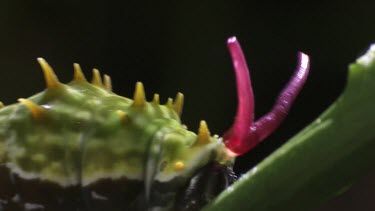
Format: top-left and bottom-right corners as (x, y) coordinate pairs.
(138, 36), (310, 203)
(149, 36), (310, 209)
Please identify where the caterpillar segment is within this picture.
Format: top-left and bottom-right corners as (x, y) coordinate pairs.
(0, 36), (310, 211)
(0, 58), (227, 211)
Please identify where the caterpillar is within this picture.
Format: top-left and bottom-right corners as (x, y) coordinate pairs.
(0, 36), (310, 211)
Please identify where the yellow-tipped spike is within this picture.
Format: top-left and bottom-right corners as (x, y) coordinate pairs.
(166, 98), (173, 109)
(37, 58), (60, 89)
(174, 161), (185, 171)
(91, 68), (103, 87)
(195, 120), (211, 145)
(116, 110), (129, 123)
(0, 101), (4, 109)
(73, 63), (87, 82)
(103, 74), (112, 92)
(173, 92), (184, 116)
(153, 93), (160, 104)
(18, 98), (44, 119)
(133, 82), (146, 107)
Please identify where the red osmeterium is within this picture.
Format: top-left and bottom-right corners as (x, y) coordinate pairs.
(223, 36), (310, 156)
(223, 37), (255, 156)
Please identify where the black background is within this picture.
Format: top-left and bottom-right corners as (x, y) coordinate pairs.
(0, 1), (374, 210)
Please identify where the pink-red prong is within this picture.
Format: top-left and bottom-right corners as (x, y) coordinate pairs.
(223, 36), (310, 156)
(250, 52), (310, 143)
(223, 36), (255, 155)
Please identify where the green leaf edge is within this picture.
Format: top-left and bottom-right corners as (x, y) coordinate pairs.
(203, 44), (375, 211)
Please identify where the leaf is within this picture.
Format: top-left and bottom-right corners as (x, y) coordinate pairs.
(203, 44), (375, 211)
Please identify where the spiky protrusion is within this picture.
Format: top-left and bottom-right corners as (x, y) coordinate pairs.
(103, 75), (112, 92)
(18, 98), (44, 119)
(37, 58), (61, 89)
(73, 63), (87, 82)
(91, 68), (103, 87)
(116, 110), (129, 123)
(173, 92), (184, 116)
(195, 120), (211, 146)
(153, 94), (160, 104)
(166, 98), (173, 109)
(0, 102), (4, 109)
(133, 82), (146, 107)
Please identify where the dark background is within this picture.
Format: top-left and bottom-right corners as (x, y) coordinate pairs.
(0, 1), (374, 210)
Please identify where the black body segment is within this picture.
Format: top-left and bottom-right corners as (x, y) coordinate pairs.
(175, 162), (237, 211)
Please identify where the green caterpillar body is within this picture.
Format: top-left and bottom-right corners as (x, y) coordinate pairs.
(0, 59), (229, 211)
(0, 37), (310, 211)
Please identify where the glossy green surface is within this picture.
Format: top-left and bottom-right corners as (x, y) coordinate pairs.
(0, 72), (223, 187)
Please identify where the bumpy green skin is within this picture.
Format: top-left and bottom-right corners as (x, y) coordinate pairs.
(0, 79), (225, 189)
